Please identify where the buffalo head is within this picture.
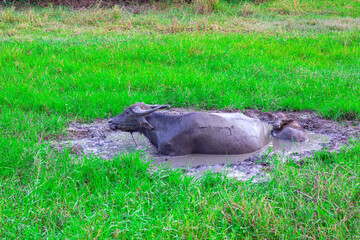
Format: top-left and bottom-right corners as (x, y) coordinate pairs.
(109, 102), (170, 132)
(272, 113), (292, 130)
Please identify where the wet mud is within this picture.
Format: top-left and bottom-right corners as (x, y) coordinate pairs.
(52, 109), (359, 182)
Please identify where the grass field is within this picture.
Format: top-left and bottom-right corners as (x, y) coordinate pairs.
(1, 1), (360, 238)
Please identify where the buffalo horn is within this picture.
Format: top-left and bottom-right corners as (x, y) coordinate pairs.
(131, 105), (170, 116)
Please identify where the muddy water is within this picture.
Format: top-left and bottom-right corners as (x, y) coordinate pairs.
(58, 127), (327, 182)
(65, 126), (328, 168)
(142, 132), (327, 169)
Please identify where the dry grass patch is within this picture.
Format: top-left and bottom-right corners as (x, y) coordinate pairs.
(193, 0), (220, 14)
(1, 7), (360, 37)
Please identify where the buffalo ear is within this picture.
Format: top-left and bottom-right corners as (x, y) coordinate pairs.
(138, 117), (154, 130)
(283, 119), (294, 126)
(277, 119), (294, 129)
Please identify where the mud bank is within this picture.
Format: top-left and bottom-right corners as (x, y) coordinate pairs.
(52, 109), (359, 182)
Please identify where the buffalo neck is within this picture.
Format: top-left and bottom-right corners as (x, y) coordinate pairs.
(138, 112), (182, 147)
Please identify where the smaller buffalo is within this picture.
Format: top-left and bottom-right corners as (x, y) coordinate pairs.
(265, 112), (308, 142)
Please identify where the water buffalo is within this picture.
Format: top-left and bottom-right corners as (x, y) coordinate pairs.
(267, 112), (308, 142)
(109, 103), (271, 156)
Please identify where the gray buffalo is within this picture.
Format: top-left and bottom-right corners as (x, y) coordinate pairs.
(109, 103), (271, 156)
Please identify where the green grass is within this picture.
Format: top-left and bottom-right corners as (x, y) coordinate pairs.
(1, 32), (359, 119)
(1, 144), (360, 238)
(0, 1), (360, 238)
